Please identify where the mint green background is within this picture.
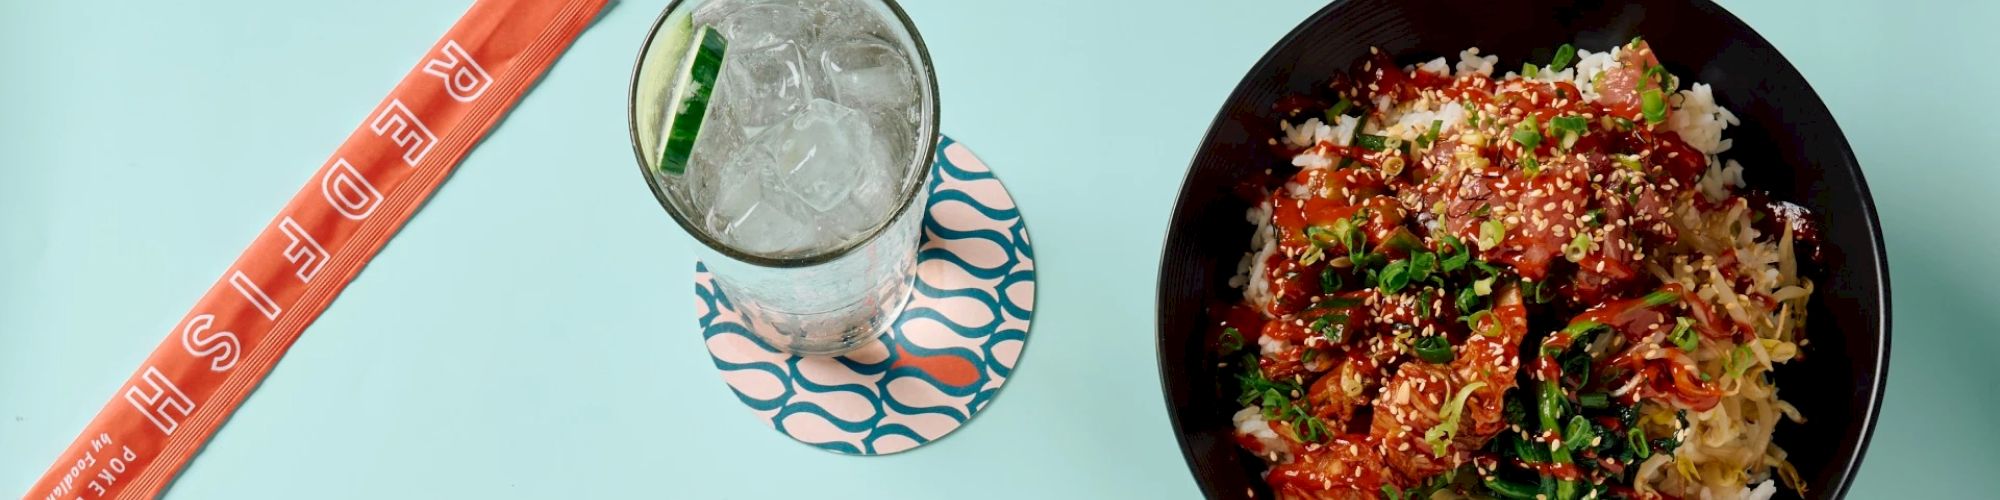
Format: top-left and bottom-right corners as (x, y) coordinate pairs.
(0, 0), (1992, 498)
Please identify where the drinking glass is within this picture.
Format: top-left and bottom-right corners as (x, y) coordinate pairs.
(627, 0), (939, 356)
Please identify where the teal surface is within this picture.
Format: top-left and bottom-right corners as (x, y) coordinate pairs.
(0, 0), (1992, 498)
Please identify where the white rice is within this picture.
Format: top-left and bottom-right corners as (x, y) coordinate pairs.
(1569, 47), (1622, 103)
(1234, 198), (1278, 313)
(1454, 47), (1499, 78)
(1417, 56), (1451, 76)
(1280, 116), (1361, 170)
(1232, 406), (1291, 462)
(1668, 83), (1740, 155)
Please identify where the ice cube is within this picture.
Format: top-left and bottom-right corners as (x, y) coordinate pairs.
(690, 0), (745, 26)
(812, 34), (918, 110)
(715, 40), (814, 131)
(705, 147), (818, 254)
(703, 146), (767, 236)
(812, 0), (891, 40)
(688, 104), (748, 170)
(715, 1), (814, 50)
(727, 198), (817, 254)
(864, 106), (919, 186)
(758, 99), (887, 213)
(841, 135), (899, 218)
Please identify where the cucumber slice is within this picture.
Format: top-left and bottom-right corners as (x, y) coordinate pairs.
(635, 11), (693, 160)
(656, 24), (728, 175)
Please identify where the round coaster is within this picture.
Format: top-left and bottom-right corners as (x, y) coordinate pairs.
(693, 136), (1035, 455)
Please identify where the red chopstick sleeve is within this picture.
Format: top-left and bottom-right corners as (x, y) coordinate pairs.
(26, 1), (608, 498)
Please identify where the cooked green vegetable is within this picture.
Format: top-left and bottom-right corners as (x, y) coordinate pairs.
(1356, 133), (1390, 151)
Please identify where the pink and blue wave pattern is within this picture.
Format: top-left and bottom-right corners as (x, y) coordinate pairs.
(694, 136), (1035, 455)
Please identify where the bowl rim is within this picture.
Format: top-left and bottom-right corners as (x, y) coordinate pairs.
(1153, 1), (1892, 497)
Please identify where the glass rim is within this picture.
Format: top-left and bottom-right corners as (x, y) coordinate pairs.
(626, 0), (940, 269)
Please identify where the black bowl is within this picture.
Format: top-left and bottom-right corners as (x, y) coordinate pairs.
(1156, 0), (1890, 498)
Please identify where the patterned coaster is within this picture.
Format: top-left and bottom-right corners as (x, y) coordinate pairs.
(694, 136), (1035, 455)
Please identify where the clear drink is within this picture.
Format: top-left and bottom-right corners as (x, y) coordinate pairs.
(629, 0), (937, 356)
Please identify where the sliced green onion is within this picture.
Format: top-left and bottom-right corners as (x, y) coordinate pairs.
(1522, 63), (1539, 78)
(1320, 265), (1342, 293)
(1640, 88), (1667, 125)
(1550, 115), (1588, 132)
(1305, 225), (1339, 246)
(1563, 415), (1597, 452)
(1642, 64), (1672, 92)
(1440, 234), (1471, 272)
(1579, 392), (1610, 409)
(1512, 115), (1542, 150)
(1415, 335), (1454, 363)
(1479, 219), (1508, 251)
(1584, 209), (1606, 227)
(1550, 115), (1588, 150)
(1473, 276), (1496, 296)
(1410, 251), (1436, 283)
(1383, 484), (1405, 500)
(1463, 310), (1499, 337)
(1669, 316), (1698, 352)
(1549, 43), (1577, 72)
(1259, 387), (1287, 417)
(1378, 259), (1412, 294)
(1345, 213), (1371, 263)
(1325, 97), (1354, 123)
(1611, 116), (1635, 130)
(1615, 154), (1644, 171)
(1327, 217), (1357, 247)
(1642, 289), (1681, 307)
(1628, 427), (1651, 459)
(1456, 287), (1483, 315)
(1473, 260), (1501, 277)
(1416, 290), (1432, 318)
(1521, 279), (1557, 304)
(1564, 231), (1592, 262)
(1292, 409), (1331, 442)
(1521, 156), (1540, 177)
(1417, 119), (1444, 148)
